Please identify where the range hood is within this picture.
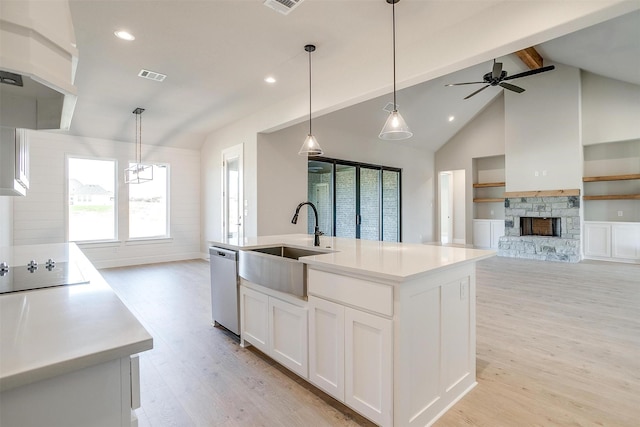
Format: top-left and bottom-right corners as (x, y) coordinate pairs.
(0, 0), (78, 130)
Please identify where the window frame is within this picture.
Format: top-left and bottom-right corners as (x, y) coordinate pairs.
(127, 162), (171, 241)
(66, 155), (119, 243)
(308, 156), (402, 242)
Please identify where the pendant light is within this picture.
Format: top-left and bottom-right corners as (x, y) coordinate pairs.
(379, 0), (413, 141)
(124, 107), (154, 184)
(298, 44), (324, 156)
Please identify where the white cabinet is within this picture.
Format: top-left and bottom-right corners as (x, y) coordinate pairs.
(269, 297), (308, 378)
(611, 223), (640, 260)
(584, 221), (640, 263)
(308, 296), (345, 400)
(584, 222), (611, 258)
(308, 296), (392, 427)
(473, 219), (503, 249)
(344, 306), (393, 426)
(240, 286), (269, 354)
(0, 127), (29, 196)
(240, 283), (308, 378)
(307, 269), (394, 427)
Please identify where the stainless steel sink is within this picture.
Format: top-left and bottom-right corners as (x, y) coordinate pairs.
(238, 245), (329, 298)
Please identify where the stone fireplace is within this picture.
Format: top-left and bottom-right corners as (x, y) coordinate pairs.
(498, 191), (581, 262)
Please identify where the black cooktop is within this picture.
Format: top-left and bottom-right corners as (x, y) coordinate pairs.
(0, 261), (89, 294)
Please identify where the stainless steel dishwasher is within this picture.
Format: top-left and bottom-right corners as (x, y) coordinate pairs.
(209, 246), (240, 335)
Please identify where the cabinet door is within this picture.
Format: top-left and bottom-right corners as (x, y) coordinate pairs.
(345, 308), (393, 427)
(612, 224), (640, 260)
(240, 286), (269, 353)
(472, 220), (491, 249)
(584, 223), (611, 258)
(269, 298), (308, 378)
(308, 296), (345, 401)
(490, 220), (504, 249)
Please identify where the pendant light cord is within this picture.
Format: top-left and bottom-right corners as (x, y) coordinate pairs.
(136, 111), (142, 164)
(392, 0), (397, 111)
(308, 48), (312, 135)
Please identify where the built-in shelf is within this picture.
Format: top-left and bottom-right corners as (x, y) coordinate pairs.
(583, 174), (640, 182)
(473, 198), (505, 203)
(472, 182), (505, 188)
(583, 194), (640, 200)
(582, 174), (640, 200)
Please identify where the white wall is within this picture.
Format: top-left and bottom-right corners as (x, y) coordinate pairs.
(582, 71), (640, 145)
(12, 131), (201, 268)
(452, 169), (466, 244)
(256, 111), (435, 244)
(0, 197), (12, 246)
(505, 63), (582, 192)
(435, 95), (506, 243)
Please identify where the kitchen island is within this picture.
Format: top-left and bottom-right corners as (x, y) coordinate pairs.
(211, 234), (494, 427)
(0, 243), (153, 427)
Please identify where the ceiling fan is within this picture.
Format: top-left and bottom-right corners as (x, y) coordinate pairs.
(446, 59), (555, 99)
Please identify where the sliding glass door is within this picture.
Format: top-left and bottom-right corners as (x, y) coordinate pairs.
(308, 157), (401, 242)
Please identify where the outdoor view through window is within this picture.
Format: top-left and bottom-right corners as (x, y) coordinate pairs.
(129, 164), (168, 238)
(68, 157), (116, 241)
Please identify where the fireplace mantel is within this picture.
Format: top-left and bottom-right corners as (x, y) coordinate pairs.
(503, 189), (580, 198)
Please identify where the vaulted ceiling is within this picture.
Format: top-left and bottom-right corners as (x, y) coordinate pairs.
(65, 1), (640, 152)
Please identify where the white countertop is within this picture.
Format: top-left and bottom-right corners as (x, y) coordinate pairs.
(0, 244), (153, 392)
(211, 234), (495, 282)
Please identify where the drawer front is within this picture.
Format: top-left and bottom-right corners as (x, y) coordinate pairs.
(308, 269), (393, 317)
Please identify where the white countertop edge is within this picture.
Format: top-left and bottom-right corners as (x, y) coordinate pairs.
(302, 251), (496, 284)
(0, 243), (154, 392)
(0, 338), (153, 392)
(210, 235), (496, 282)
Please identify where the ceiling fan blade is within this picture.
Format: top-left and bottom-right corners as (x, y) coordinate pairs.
(445, 81), (486, 86)
(499, 82), (525, 93)
(503, 65), (555, 81)
(492, 61), (503, 79)
(464, 85), (490, 99)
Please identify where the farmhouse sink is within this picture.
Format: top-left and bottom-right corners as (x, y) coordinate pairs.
(238, 245), (329, 298)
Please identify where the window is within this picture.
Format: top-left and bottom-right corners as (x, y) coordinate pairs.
(68, 157), (116, 242)
(308, 157), (401, 242)
(129, 164), (169, 239)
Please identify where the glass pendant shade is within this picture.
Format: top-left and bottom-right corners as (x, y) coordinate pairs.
(379, 110), (413, 140)
(379, 0), (412, 141)
(298, 44), (324, 156)
(298, 133), (323, 156)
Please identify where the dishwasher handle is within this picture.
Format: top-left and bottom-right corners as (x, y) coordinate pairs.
(209, 246), (238, 261)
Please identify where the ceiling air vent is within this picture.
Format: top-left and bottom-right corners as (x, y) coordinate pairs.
(263, 0), (303, 15)
(138, 69), (166, 82)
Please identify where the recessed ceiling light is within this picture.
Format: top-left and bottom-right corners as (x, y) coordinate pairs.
(448, 116), (455, 122)
(264, 76), (276, 84)
(114, 30), (135, 41)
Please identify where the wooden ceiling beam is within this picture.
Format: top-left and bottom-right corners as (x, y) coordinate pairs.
(515, 47), (544, 69)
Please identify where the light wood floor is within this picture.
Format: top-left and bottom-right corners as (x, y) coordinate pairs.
(100, 257), (640, 427)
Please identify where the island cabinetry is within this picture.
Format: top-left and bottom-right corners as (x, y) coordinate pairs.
(308, 262), (476, 427)
(308, 269), (393, 426)
(239, 282), (308, 378)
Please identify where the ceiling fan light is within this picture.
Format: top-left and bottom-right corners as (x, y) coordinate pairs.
(379, 110), (412, 140)
(298, 134), (323, 156)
